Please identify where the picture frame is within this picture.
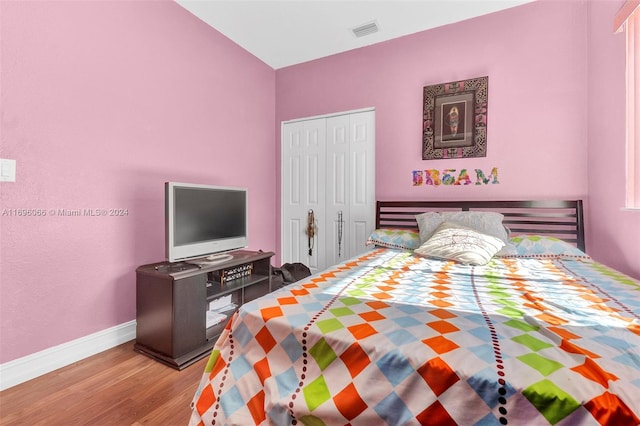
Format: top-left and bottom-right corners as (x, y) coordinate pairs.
(422, 76), (488, 160)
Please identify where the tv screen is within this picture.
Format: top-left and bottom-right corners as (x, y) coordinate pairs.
(165, 182), (248, 263)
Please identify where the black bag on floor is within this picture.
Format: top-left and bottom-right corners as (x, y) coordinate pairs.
(277, 263), (311, 283)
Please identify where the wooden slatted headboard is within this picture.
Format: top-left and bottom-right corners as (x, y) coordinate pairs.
(376, 200), (585, 252)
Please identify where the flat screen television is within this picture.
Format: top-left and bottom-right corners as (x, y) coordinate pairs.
(165, 182), (248, 263)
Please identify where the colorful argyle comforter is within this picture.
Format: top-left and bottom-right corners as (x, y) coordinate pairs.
(189, 248), (640, 425)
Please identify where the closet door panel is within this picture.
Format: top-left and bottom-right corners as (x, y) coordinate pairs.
(305, 151), (323, 272)
(282, 122), (304, 264)
(285, 219), (303, 263)
(326, 115), (350, 267)
(352, 219), (370, 256)
(348, 111), (376, 258)
(282, 110), (375, 272)
(282, 119), (326, 272)
(303, 120), (326, 273)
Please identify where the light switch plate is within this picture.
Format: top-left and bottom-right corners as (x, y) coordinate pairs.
(0, 159), (17, 182)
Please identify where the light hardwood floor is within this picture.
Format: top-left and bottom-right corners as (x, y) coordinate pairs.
(0, 341), (209, 426)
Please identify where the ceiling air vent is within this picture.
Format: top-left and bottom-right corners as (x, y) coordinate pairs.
(351, 21), (380, 38)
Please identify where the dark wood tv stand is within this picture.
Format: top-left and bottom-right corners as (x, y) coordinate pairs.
(134, 250), (275, 370)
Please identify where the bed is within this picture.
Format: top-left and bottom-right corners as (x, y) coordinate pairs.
(189, 200), (640, 425)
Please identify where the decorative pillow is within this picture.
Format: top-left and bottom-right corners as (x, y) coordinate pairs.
(505, 235), (591, 260)
(417, 210), (516, 256)
(415, 212), (444, 243)
(365, 228), (421, 250)
(440, 211), (509, 243)
(414, 222), (505, 265)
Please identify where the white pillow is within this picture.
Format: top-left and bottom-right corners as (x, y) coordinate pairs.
(415, 212), (444, 242)
(440, 211), (508, 242)
(416, 211), (510, 243)
(414, 222), (505, 265)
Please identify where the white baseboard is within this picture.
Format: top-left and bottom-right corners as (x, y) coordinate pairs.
(0, 320), (136, 391)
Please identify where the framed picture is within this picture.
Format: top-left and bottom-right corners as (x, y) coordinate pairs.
(423, 76), (488, 160)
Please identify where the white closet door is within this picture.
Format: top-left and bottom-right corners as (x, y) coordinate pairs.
(326, 114), (350, 267)
(348, 111), (376, 259)
(281, 119), (326, 273)
(282, 109), (375, 273)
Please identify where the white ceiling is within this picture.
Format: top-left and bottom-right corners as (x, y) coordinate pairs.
(176, 0), (535, 69)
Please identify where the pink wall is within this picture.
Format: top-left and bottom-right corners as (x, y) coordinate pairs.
(0, 1), (276, 363)
(587, 0), (640, 279)
(276, 1), (589, 205)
